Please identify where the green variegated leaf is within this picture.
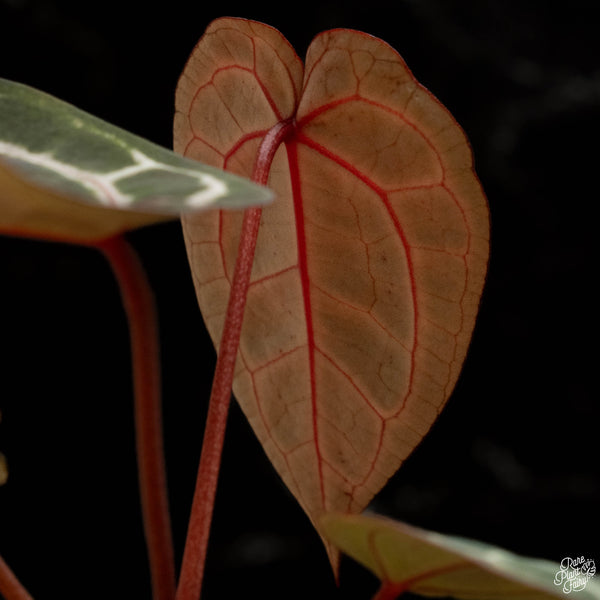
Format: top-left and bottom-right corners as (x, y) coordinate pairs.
(321, 513), (600, 600)
(0, 78), (272, 242)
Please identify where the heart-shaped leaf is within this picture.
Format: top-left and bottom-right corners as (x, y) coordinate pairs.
(175, 18), (489, 564)
(0, 78), (272, 243)
(321, 512), (600, 600)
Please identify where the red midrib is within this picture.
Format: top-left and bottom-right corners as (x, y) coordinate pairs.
(285, 136), (326, 507)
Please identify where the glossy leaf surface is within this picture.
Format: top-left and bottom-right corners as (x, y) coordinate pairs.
(0, 78), (272, 243)
(321, 513), (600, 600)
(175, 18), (489, 558)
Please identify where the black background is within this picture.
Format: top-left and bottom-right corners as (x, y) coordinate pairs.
(0, 1), (598, 599)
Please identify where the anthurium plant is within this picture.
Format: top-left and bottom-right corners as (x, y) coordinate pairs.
(0, 17), (595, 600)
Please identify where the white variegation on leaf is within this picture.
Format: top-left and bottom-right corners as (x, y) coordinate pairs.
(0, 78), (272, 243)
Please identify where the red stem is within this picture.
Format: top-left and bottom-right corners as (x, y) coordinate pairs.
(0, 555), (34, 600)
(175, 206), (262, 600)
(97, 236), (176, 600)
(175, 118), (294, 600)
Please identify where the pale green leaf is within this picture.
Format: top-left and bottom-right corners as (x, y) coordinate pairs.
(321, 513), (600, 600)
(0, 78), (272, 242)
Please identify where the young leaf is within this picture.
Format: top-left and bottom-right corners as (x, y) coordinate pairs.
(0, 78), (272, 243)
(321, 512), (600, 600)
(176, 18), (489, 565)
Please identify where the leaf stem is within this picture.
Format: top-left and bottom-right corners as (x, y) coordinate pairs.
(0, 555), (34, 600)
(175, 205), (262, 600)
(175, 118), (294, 600)
(97, 235), (176, 600)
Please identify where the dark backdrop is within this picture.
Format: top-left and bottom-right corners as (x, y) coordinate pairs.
(1, 1), (598, 599)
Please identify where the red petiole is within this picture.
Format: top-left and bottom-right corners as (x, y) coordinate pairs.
(0, 117), (294, 600)
(0, 555), (34, 600)
(175, 118), (294, 600)
(1, 235), (176, 600)
(98, 236), (176, 600)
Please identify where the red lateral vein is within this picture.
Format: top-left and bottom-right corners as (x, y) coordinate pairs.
(223, 130), (268, 169)
(248, 361), (310, 508)
(249, 39), (284, 121)
(176, 18), (489, 595)
(250, 343), (306, 374)
(190, 65), (253, 103)
(351, 421), (386, 494)
(298, 95), (442, 165)
(248, 264), (298, 287)
(297, 133), (419, 412)
(183, 135), (224, 160)
(316, 348), (382, 416)
(312, 283), (410, 352)
(367, 531), (472, 588)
